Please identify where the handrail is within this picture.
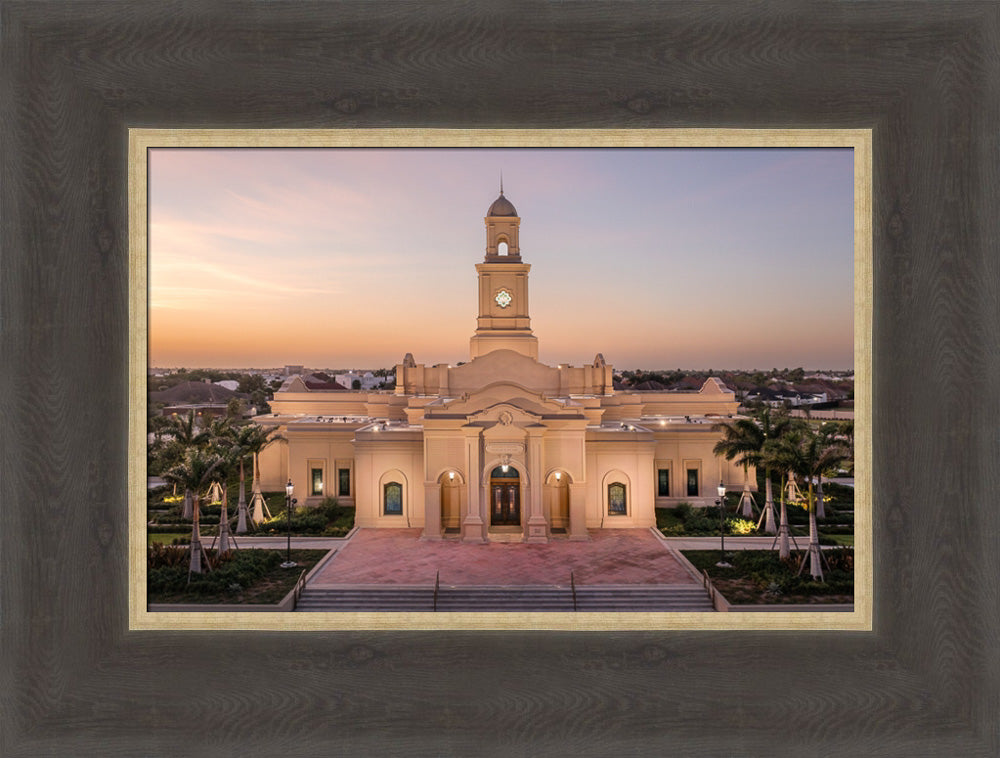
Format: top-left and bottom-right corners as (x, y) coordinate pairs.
(570, 570), (577, 611)
(701, 569), (729, 612)
(291, 569), (307, 610)
(433, 570), (440, 612)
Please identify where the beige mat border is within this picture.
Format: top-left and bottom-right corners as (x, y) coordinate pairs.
(128, 128), (872, 632)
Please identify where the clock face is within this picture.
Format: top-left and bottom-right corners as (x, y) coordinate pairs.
(495, 289), (512, 308)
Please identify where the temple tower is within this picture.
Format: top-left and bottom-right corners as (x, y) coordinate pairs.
(470, 184), (539, 360)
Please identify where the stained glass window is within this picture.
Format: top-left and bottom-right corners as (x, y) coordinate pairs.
(384, 482), (403, 515)
(608, 482), (626, 515)
(310, 468), (323, 496)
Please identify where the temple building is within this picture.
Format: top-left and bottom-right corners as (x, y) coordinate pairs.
(254, 188), (747, 543)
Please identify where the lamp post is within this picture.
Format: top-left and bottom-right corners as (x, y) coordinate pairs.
(716, 480), (731, 568)
(282, 479), (297, 568)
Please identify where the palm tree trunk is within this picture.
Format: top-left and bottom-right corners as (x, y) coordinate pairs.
(189, 494), (203, 574)
(182, 488), (193, 520)
(218, 482), (232, 554)
(816, 475), (825, 520)
(762, 471), (776, 534)
(805, 483), (823, 581)
(239, 459), (247, 507)
(236, 459), (249, 534)
(778, 475), (790, 560)
(739, 465), (755, 518)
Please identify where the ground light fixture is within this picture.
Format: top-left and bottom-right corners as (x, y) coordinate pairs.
(282, 479), (297, 568)
(716, 479), (731, 568)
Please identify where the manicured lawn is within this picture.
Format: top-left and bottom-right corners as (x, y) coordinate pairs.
(821, 533), (855, 547)
(148, 548), (330, 605)
(682, 549), (854, 605)
(148, 532), (189, 545)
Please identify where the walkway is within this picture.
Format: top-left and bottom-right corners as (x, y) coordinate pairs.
(307, 528), (698, 587)
(660, 536), (847, 551)
(209, 535), (345, 550)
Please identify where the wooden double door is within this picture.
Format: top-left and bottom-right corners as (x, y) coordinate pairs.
(490, 467), (521, 526)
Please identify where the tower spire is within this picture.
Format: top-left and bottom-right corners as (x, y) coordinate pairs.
(500, 171), (503, 195)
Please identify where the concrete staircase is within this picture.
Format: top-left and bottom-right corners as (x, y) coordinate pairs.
(576, 585), (715, 612)
(295, 584), (714, 612)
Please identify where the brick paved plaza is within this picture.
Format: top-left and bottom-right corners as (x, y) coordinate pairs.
(308, 528), (699, 587)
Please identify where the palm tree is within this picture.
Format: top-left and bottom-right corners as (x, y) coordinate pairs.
(815, 424), (837, 520)
(713, 417), (763, 520)
(752, 407), (795, 534)
(159, 411), (209, 519)
(245, 425), (283, 528)
(837, 419), (854, 448)
(162, 447), (225, 575)
(762, 431), (804, 560)
(222, 423), (282, 533)
(771, 428), (849, 580)
(815, 420), (855, 519)
(206, 417), (238, 555)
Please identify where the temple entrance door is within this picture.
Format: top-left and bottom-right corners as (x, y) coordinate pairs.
(440, 475), (462, 533)
(489, 467), (521, 526)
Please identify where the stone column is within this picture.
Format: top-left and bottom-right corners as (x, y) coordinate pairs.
(568, 482), (589, 541)
(422, 482), (442, 540)
(461, 428), (485, 543)
(525, 430), (548, 543)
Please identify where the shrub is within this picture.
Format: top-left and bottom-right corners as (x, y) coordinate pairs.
(683, 511), (718, 534)
(824, 548), (854, 572)
(726, 517), (756, 535)
(148, 523), (193, 534)
(148, 543), (188, 569)
(316, 497), (342, 520)
(257, 509), (326, 535)
(255, 502), (355, 535)
(149, 549), (287, 597)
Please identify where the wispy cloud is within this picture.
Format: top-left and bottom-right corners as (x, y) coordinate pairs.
(148, 147), (854, 369)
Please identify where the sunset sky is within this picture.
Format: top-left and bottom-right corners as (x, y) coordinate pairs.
(149, 147), (854, 371)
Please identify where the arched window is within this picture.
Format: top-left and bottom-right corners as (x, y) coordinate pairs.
(383, 481), (403, 515)
(497, 240), (509, 256)
(608, 482), (627, 515)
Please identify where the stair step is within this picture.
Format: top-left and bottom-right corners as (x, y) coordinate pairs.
(296, 584), (715, 612)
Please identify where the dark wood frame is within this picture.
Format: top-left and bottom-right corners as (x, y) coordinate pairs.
(3, 2), (997, 754)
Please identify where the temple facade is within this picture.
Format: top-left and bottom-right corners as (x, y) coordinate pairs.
(254, 188), (747, 543)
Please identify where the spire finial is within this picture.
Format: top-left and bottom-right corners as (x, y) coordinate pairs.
(500, 171), (503, 195)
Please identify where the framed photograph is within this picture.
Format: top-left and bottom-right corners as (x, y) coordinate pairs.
(4, 3), (996, 755)
(130, 129), (872, 633)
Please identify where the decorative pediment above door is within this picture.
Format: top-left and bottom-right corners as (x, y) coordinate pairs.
(468, 402), (542, 428)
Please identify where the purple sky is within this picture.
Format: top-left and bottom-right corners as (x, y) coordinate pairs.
(149, 147), (854, 370)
